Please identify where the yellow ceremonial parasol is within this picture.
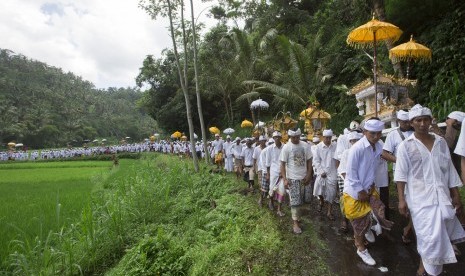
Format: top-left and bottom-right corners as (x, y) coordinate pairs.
(389, 34), (432, 79)
(347, 14), (402, 117)
(241, 120), (253, 128)
(209, 126), (220, 135)
(172, 131), (182, 138)
(8, 142), (16, 147)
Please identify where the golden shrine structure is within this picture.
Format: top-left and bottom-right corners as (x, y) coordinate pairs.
(299, 101), (331, 140)
(265, 101), (331, 142)
(348, 74), (415, 128)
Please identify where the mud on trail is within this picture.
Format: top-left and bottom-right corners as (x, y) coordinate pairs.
(242, 189), (465, 276)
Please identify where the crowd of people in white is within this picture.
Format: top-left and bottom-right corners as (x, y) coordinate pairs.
(2, 105), (464, 275)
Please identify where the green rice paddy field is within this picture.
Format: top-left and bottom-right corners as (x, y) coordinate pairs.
(0, 161), (112, 263)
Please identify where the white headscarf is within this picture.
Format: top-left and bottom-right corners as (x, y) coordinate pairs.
(287, 128), (301, 136)
(322, 129), (333, 137)
(348, 131), (363, 141)
(396, 110), (409, 121)
(364, 119), (385, 132)
(408, 104), (432, 120)
(448, 111), (465, 122)
(272, 131), (282, 137)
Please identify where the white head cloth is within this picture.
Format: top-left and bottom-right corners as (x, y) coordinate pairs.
(408, 104), (432, 120)
(396, 110), (409, 121)
(272, 131), (282, 137)
(235, 137), (241, 141)
(312, 137), (320, 143)
(348, 131), (363, 141)
(322, 129), (333, 137)
(287, 128), (301, 136)
(259, 135), (267, 141)
(300, 135), (307, 141)
(267, 138), (275, 145)
(364, 119), (385, 132)
(215, 133), (220, 137)
(226, 135), (231, 139)
(448, 111), (465, 122)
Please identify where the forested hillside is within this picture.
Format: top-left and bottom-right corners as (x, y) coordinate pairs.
(137, 0), (465, 133)
(0, 49), (156, 149)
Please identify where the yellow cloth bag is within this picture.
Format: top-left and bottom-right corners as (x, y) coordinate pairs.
(342, 188), (380, 220)
(214, 152), (223, 163)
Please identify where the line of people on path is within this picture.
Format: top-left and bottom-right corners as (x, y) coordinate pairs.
(210, 105), (465, 276)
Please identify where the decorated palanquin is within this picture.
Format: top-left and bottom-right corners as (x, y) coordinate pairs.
(348, 74), (415, 128)
(299, 101), (331, 140)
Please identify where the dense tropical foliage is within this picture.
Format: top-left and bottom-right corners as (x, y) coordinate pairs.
(2, 1), (464, 148)
(138, 0), (465, 134)
(0, 49), (155, 148)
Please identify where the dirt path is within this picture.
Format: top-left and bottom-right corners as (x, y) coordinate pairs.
(259, 194), (465, 275)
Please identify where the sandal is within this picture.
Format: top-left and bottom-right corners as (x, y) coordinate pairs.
(277, 210), (285, 217)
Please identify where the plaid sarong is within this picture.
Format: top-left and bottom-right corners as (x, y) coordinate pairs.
(261, 172), (269, 193)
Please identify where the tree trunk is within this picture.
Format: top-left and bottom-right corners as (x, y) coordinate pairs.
(167, 0), (199, 171)
(372, 0), (405, 78)
(189, 0), (210, 163)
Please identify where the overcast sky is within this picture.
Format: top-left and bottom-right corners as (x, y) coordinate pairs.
(0, 0), (218, 89)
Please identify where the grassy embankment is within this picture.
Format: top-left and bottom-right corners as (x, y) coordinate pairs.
(0, 161), (113, 265)
(1, 154), (331, 275)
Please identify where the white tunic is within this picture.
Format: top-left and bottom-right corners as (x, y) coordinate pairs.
(454, 118), (465, 157)
(253, 146), (263, 172)
(335, 134), (349, 161)
(394, 133), (465, 272)
(266, 144), (283, 176)
(313, 142), (337, 181)
(383, 127), (413, 170)
(343, 136), (382, 200)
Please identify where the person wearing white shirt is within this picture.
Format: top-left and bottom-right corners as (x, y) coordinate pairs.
(223, 135), (234, 172)
(280, 128), (313, 234)
(212, 134), (224, 169)
(231, 137), (243, 179)
(335, 121), (360, 166)
(342, 118), (394, 266)
(241, 139), (255, 190)
(395, 104), (465, 276)
(382, 109), (414, 238)
(454, 117), (465, 184)
(259, 139), (274, 209)
(266, 131), (285, 216)
(338, 131), (362, 232)
(313, 129), (337, 220)
(254, 136), (266, 204)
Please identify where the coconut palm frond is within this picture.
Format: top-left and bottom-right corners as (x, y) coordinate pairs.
(235, 90), (260, 103)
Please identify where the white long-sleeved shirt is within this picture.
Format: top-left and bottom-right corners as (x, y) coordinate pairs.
(259, 146), (270, 173)
(343, 136), (383, 200)
(383, 127), (413, 171)
(266, 143), (283, 176)
(394, 133), (462, 208)
(313, 142), (337, 181)
(253, 146), (263, 172)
